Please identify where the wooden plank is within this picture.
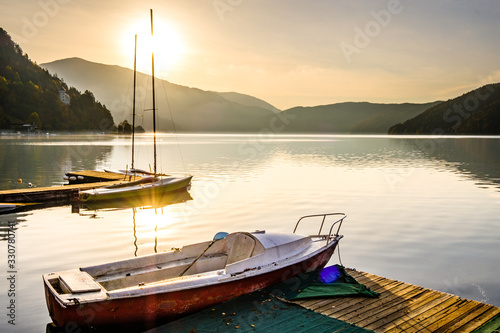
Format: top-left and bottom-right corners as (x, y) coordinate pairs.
(338, 285), (425, 322)
(371, 292), (452, 332)
(364, 290), (442, 332)
(411, 298), (473, 332)
(322, 281), (410, 317)
(375, 290), (450, 332)
(414, 298), (497, 333)
(454, 306), (500, 332)
(383, 296), (461, 332)
(329, 282), (411, 318)
(425, 300), (485, 333)
(322, 281), (413, 317)
(434, 303), (496, 333)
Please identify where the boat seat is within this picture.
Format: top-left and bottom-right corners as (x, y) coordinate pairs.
(225, 233), (256, 265)
(59, 270), (102, 294)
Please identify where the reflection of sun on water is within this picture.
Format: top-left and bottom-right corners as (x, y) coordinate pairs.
(133, 206), (183, 255)
(121, 14), (186, 76)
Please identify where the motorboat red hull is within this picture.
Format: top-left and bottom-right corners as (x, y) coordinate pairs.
(44, 244), (336, 328)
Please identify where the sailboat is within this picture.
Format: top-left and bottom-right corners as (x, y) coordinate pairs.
(79, 12), (192, 203)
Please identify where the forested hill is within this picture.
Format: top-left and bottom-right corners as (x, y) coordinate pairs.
(0, 28), (114, 131)
(280, 102), (440, 134)
(388, 83), (500, 135)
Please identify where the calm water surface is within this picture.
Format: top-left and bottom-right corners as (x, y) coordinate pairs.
(0, 133), (499, 332)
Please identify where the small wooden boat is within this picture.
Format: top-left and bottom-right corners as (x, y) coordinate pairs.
(43, 213), (346, 329)
(78, 175), (192, 203)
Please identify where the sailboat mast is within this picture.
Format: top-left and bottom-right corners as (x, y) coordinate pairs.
(131, 34), (137, 171)
(150, 9), (157, 176)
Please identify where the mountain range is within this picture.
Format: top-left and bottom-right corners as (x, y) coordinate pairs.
(42, 57), (441, 134)
(2, 24), (498, 135)
(42, 58), (276, 133)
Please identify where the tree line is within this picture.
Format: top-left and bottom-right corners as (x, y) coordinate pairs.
(0, 28), (114, 131)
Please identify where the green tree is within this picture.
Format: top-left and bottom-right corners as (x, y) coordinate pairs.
(27, 111), (42, 129)
(117, 120), (132, 133)
(0, 28), (115, 131)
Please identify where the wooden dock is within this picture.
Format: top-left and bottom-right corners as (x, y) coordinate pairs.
(290, 269), (500, 332)
(0, 170), (137, 204)
(65, 170), (136, 185)
(133, 267), (499, 333)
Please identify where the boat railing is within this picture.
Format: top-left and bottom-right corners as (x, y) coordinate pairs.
(293, 213), (347, 245)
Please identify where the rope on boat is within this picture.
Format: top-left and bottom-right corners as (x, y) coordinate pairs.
(337, 241), (344, 267)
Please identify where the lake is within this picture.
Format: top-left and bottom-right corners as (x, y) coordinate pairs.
(0, 133), (499, 332)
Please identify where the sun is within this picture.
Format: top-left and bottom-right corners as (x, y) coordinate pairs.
(121, 14), (186, 77)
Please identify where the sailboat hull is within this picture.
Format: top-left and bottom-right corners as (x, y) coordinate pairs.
(79, 176), (192, 203)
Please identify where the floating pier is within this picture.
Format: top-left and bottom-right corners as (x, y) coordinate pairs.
(0, 171), (138, 205)
(290, 268), (500, 332)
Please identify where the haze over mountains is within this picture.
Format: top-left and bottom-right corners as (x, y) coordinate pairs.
(42, 57), (440, 134)
(42, 58), (276, 133)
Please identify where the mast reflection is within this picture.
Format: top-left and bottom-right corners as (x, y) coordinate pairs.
(79, 189), (193, 256)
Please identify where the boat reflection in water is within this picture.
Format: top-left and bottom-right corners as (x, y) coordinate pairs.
(80, 188), (193, 256)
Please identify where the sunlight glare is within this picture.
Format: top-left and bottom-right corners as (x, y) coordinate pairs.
(122, 14), (186, 76)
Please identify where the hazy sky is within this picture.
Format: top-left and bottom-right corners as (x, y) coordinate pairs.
(1, 0), (499, 109)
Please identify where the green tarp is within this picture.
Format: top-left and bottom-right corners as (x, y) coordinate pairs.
(287, 265), (380, 300)
(146, 265), (379, 333)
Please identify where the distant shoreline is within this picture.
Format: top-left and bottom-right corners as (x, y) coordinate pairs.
(2, 130), (500, 139)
